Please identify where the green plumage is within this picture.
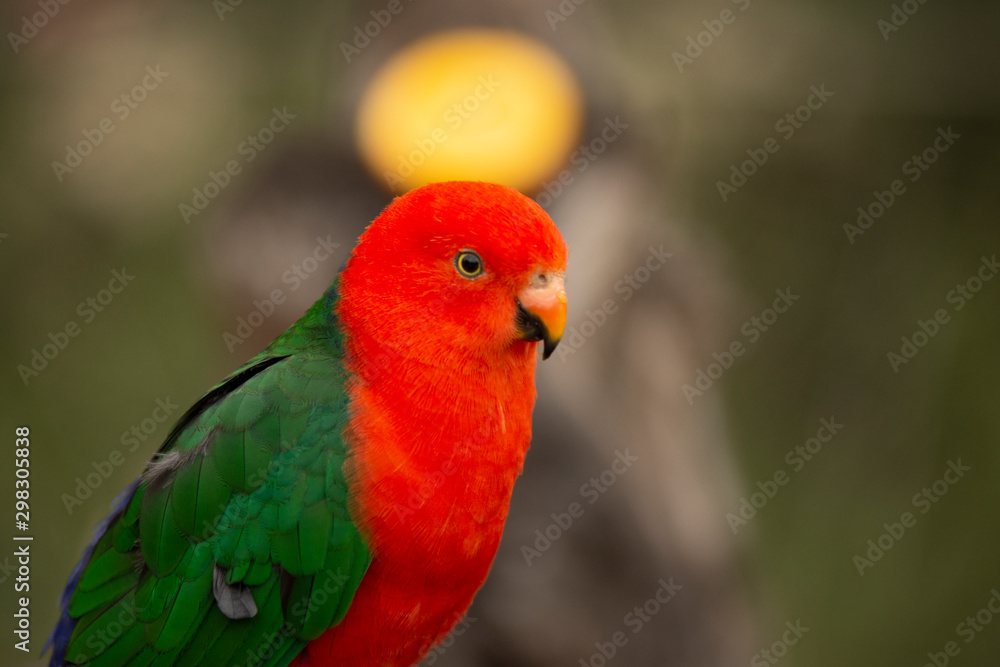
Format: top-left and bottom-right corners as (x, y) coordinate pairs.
(60, 288), (371, 666)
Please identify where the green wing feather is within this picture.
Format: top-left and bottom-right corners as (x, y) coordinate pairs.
(60, 289), (371, 667)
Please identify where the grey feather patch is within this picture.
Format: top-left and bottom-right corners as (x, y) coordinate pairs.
(213, 564), (258, 619)
(141, 430), (217, 489)
(141, 451), (183, 488)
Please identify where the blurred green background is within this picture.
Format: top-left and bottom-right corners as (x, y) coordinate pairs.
(1, 1), (999, 666)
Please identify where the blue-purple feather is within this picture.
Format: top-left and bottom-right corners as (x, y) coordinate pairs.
(45, 477), (141, 666)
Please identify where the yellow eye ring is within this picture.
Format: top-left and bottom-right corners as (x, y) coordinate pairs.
(455, 250), (484, 278)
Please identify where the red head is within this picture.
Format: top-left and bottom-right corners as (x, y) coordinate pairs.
(338, 181), (568, 372)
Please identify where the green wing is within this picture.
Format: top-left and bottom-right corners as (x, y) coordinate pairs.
(59, 294), (371, 667)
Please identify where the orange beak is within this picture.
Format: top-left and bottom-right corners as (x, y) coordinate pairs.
(516, 274), (567, 360)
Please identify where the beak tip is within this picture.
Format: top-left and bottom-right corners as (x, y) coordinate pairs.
(516, 276), (567, 362)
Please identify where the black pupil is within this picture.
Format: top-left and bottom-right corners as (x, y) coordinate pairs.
(461, 254), (480, 274)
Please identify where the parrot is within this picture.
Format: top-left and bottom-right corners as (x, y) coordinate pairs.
(45, 181), (568, 667)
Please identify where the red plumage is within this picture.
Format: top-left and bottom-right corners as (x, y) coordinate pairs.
(292, 182), (567, 665)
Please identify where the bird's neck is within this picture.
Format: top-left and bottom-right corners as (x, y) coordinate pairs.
(347, 326), (538, 469)
(341, 326), (538, 562)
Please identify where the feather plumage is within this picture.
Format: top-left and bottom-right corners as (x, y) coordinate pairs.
(48, 182), (567, 667)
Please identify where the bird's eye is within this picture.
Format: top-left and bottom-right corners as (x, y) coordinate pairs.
(454, 250), (484, 278)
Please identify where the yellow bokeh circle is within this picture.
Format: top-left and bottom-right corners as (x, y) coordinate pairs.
(355, 29), (584, 194)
